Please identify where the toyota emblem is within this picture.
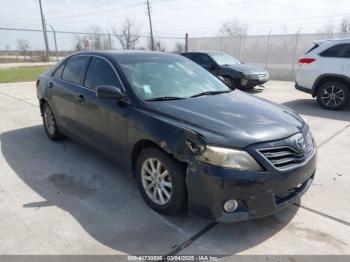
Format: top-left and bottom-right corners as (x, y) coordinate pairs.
(295, 134), (307, 152)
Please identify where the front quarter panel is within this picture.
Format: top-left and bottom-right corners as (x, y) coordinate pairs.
(127, 106), (206, 169)
(220, 68), (245, 80)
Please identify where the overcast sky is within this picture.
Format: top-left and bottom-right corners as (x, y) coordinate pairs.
(0, 0), (350, 50)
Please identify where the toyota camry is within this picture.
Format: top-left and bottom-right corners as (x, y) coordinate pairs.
(36, 51), (316, 222)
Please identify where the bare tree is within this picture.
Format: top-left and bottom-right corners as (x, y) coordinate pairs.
(111, 18), (141, 50)
(155, 40), (166, 52)
(173, 42), (185, 53)
(338, 18), (350, 33)
(73, 25), (110, 51)
(86, 25), (110, 50)
(317, 23), (335, 37)
(219, 18), (247, 37)
(16, 39), (30, 54)
(73, 35), (84, 51)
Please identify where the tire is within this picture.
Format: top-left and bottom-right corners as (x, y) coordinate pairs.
(42, 103), (62, 140)
(316, 81), (349, 110)
(222, 76), (236, 89)
(135, 147), (186, 215)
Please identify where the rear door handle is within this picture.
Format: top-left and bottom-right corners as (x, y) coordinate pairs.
(77, 94), (85, 103)
(48, 82), (53, 88)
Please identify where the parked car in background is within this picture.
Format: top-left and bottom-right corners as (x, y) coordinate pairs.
(181, 51), (269, 90)
(37, 51), (316, 222)
(295, 39), (350, 110)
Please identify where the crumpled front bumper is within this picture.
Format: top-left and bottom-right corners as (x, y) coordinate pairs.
(186, 152), (316, 222)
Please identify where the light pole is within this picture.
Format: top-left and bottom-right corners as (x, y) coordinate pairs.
(146, 0), (155, 51)
(38, 0), (50, 61)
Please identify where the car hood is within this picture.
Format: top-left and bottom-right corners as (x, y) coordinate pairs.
(146, 90), (305, 148)
(223, 63), (267, 75)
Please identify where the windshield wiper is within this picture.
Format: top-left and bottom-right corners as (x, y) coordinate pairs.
(146, 96), (185, 101)
(190, 90), (231, 98)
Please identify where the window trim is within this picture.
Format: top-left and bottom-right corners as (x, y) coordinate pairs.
(83, 56), (121, 92)
(194, 53), (216, 67)
(51, 61), (66, 78)
(50, 54), (128, 99)
(319, 44), (350, 58)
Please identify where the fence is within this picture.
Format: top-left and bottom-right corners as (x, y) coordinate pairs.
(0, 27), (187, 63)
(2, 26), (350, 82)
(188, 32), (350, 81)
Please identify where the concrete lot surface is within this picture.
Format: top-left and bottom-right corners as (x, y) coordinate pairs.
(0, 81), (349, 256)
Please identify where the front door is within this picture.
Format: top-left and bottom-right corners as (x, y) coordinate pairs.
(75, 56), (129, 165)
(193, 54), (218, 75)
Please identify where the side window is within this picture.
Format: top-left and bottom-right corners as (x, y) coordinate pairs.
(53, 62), (65, 78)
(320, 44), (350, 58)
(182, 53), (194, 60)
(194, 54), (213, 66)
(84, 57), (120, 90)
(62, 56), (90, 85)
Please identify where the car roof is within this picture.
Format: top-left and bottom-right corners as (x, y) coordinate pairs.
(68, 50), (180, 61)
(314, 38), (350, 45)
(181, 51), (225, 55)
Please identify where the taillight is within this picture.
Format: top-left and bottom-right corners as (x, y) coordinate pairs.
(298, 58), (316, 65)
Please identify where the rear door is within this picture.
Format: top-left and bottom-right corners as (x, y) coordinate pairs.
(48, 55), (90, 134)
(340, 44), (350, 77)
(75, 56), (129, 164)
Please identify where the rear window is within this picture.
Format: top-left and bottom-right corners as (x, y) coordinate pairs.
(52, 62), (65, 78)
(305, 43), (319, 55)
(320, 44), (350, 58)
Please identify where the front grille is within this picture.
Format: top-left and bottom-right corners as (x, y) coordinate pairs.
(258, 131), (315, 169)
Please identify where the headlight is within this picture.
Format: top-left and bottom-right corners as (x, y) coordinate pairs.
(199, 146), (263, 171)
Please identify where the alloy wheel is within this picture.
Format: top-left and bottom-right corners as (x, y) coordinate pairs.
(321, 85), (345, 107)
(44, 106), (56, 136)
(141, 158), (172, 205)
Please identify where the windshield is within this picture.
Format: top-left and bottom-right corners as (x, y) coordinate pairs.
(118, 55), (230, 100)
(209, 53), (240, 66)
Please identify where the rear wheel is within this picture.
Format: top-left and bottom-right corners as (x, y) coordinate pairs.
(316, 81), (349, 110)
(135, 147), (186, 215)
(42, 103), (62, 140)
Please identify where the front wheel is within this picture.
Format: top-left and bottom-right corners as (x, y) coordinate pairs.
(222, 76), (236, 89)
(135, 147), (186, 215)
(316, 81), (349, 110)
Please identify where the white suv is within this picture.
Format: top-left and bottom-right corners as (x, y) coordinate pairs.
(295, 39), (350, 110)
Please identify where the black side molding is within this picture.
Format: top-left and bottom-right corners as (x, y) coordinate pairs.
(295, 83), (312, 94)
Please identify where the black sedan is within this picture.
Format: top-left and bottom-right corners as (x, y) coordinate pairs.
(37, 51), (316, 222)
(181, 51), (269, 90)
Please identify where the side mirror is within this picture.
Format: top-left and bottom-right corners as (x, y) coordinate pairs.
(96, 85), (124, 100)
